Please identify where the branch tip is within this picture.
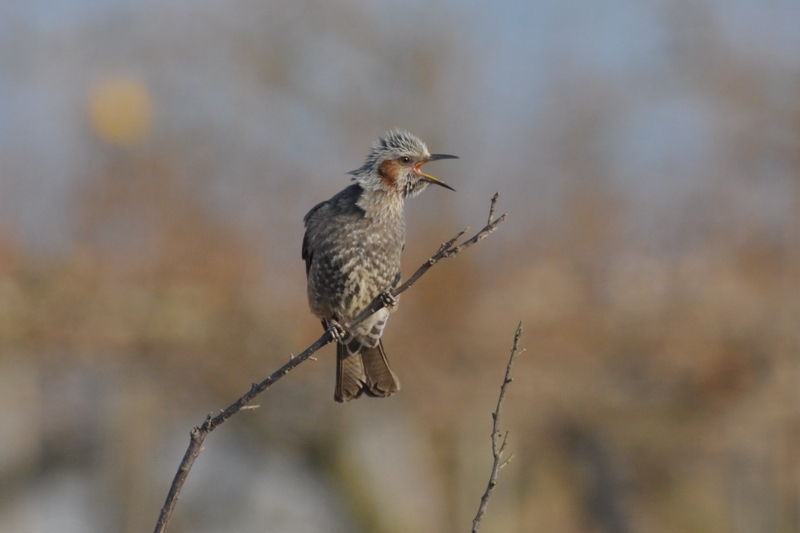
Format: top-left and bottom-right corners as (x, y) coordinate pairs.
(488, 192), (499, 224)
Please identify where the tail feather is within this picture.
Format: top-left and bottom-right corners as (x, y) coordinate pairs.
(335, 340), (400, 402)
(335, 342), (366, 402)
(362, 340), (400, 398)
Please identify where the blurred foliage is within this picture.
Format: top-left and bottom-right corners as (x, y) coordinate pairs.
(1, 0), (800, 532)
(1, 145), (798, 532)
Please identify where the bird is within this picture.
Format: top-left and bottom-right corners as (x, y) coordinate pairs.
(302, 130), (458, 402)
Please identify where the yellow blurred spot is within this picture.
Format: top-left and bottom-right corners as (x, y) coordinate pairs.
(89, 77), (152, 145)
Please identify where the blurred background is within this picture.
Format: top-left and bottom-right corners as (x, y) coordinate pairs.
(1, 0), (799, 531)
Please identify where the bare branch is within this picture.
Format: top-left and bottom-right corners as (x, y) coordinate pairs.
(472, 322), (524, 533)
(153, 194), (507, 533)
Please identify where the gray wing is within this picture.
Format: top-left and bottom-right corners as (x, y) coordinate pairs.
(303, 185), (367, 277)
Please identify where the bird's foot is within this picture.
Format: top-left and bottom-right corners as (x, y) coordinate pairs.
(380, 291), (398, 311)
(325, 319), (347, 343)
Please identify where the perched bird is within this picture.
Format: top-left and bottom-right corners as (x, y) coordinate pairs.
(302, 130), (457, 402)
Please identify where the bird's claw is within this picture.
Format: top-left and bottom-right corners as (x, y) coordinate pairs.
(326, 319), (346, 343)
(380, 291), (398, 311)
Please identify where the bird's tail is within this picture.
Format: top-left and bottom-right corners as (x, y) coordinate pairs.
(335, 339), (400, 402)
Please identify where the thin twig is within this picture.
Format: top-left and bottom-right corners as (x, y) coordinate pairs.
(153, 194), (507, 533)
(472, 322), (524, 533)
(487, 191), (498, 226)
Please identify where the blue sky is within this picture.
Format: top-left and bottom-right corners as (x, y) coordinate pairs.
(1, 0), (798, 254)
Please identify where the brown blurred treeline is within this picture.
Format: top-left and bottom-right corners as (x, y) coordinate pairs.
(0, 144), (798, 533)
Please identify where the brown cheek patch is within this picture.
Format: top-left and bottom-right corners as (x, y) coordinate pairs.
(378, 160), (400, 190)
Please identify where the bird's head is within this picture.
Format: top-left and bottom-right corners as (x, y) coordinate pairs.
(349, 130), (457, 198)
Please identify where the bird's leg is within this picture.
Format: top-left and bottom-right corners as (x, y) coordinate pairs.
(324, 319), (347, 343)
(379, 291), (398, 312)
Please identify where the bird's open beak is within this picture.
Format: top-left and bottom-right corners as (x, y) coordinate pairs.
(416, 154), (458, 191)
(428, 153), (459, 161)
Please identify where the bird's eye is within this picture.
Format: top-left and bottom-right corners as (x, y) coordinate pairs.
(399, 156), (411, 164)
